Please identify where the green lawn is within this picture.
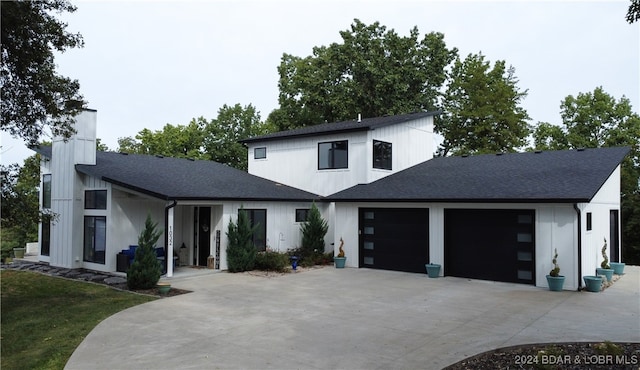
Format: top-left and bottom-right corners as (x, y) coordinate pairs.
(1, 270), (156, 370)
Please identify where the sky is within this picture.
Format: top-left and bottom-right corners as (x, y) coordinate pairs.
(1, 0), (638, 166)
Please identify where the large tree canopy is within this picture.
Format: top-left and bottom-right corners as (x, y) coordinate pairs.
(117, 104), (266, 171)
(1, 154), (41, 254)
(1, 0), (86, 145)
(203, 104), (268, 171)
(437, 53), (531, 156)
(117, 118), (209, 160)
(268, 19), (458, 131)
(532, 87), (640, 263)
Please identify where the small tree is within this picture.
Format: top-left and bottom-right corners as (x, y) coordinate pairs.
(127, 214), (163, 290)
(226, 207), (257, 272)
(601, 238), (610, 269)
(300, 202), (329, 258)
(549, 249), (560, 277)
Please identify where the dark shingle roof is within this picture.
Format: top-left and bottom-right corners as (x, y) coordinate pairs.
(327, 147), (630, 203)
(34, 146), (319, 201)
(240, 111), (441, 143)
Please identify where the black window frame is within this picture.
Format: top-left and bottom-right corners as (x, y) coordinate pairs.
(42, 174), (52, 209)
(41, 174), (52, 256)
(373, 140), (392, 170)
(41, 216), (51, 256)
(85, 190), (107, 210)
(254, 147), (267, 159)
(318, 140), (348, 170)
(295, 209), (310, 223)
(84, 216), (106, 264)
(242, 209), (267, 252)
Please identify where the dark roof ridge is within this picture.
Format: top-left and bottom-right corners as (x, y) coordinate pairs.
(241, 110), (442, 144)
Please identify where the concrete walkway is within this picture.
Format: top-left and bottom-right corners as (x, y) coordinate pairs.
(66, 266), (640, 370)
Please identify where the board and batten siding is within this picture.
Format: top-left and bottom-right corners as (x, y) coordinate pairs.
(46, 110), (97, 268)
(578, 165), (622, 282)
(246, 116), (435, 196)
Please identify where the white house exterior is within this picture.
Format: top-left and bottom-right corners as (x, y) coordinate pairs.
(36, 110), (323, 277)
(243, 112), (438, 196)
(36, 109), (628, 290)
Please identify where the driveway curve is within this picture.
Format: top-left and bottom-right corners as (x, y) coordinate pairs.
(66, 266), (640, 369)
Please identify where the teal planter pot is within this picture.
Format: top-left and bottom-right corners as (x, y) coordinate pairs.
(546, 275), (565, 291)
(157, 282), (171, 295)
(583, 275), (602, 292)
(334, 257), (346, 268)
(425, 263), (441, 278)
(596, 268), (614, 283)
(610, 262), (625, 275)
(13, 248), (25, 259)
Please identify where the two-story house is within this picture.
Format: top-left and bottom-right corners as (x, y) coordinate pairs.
(34, 109), (628, 290)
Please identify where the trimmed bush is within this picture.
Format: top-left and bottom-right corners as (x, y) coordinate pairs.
(127, 214), (163, 290)
(300, 202), (328, 259)
(254, 251), (289, 272)
(226, 207), (257, 272)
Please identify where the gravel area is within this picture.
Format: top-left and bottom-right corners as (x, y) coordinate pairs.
(445, 342), (640, 370)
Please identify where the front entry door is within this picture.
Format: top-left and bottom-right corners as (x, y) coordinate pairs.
(197, 207), (211, 267)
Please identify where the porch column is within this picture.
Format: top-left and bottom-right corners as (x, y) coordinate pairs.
(167, 206), (175, 277)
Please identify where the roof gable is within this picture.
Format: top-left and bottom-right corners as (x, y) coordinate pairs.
(327, 147), (630, 203)
(241, 111), (440, 144)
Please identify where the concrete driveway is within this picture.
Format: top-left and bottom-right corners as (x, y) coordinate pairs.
(66, 266), (640, 370)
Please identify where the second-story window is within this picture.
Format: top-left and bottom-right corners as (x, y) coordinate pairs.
(318, 140), (348, 170)
(254, 147), (266, 159)
(373, 140), (392, 170)
(85, 190), (107, 210)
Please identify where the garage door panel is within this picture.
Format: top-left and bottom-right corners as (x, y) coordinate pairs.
(445, 209), (535, 284)
(360, 208), (429, 274)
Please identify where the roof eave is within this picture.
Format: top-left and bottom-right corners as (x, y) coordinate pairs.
(328, 198), (590, 203)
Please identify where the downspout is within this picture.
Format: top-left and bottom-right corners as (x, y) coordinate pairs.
(573, 203), (582, 290)
(165, 200), (177, 276)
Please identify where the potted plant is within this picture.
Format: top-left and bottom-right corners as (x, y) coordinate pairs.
(425, 262), (441, 278)
(583, 275), (603, 292)
(596, 238), (614, 283)
(334, 238), (346, 268)
(156, 281), (171, 295)
(12, 247), (25, 259)
(546, 248), (565, 291)
(610, 261), (625, 275)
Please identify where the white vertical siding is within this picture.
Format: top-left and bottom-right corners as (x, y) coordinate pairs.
(580, 166), (622, 281)
(47, 110), (97, 268)
(247, 116), (435, 196)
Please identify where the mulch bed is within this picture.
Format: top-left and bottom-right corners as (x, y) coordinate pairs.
(445, 342), (640, 370)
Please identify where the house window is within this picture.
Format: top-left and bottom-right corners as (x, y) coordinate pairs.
(318, 140), (348, 170)
(242, 209), (267, 251)
(295, 209), (310, 222)
(41, 174), (52, 256)
(254, 147), (266, 159)
(41, 218), (51, 256)
(84, 216), (106, 264)
(586, 212), (592, 231)
(85, 190), (107, 210)
(42, 174), (51, 208)
(373, 140), (392, 170)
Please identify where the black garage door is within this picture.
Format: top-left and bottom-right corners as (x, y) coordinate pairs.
(359, 208), (429, 273)
(444, 209), (535, 284)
